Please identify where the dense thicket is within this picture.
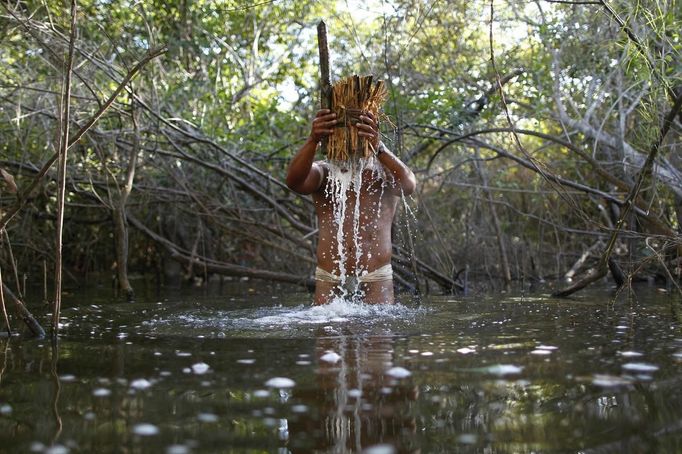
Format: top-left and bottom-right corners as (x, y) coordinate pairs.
(1, 1), (681, 310)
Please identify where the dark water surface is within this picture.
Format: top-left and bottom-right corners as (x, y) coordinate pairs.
(2, 287), (682, 453)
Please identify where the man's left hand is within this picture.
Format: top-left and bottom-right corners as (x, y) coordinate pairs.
(356, 112), (379, 150)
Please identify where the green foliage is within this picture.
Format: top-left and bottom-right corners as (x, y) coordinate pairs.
(1, 0), (680, 289)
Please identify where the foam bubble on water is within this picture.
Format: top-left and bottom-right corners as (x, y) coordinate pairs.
(457, 434), (478, 444)
(59, 374), (76, 382)
(237, 359), (256, 365)
(191, 362), (210, 375)
(618, 351), (643, 357)
(530, 349), (552, 355)
(166, 445), (190, 454)
(133, 423), (159, 436)
(591, 374), (633, 387)
(29, 441), (45, 452)
(0, 404), (12, 415)
(362, 444), (397, 454)
(622, 362), (659, 372)
(92, 388), (111, 397)
(386, 367), (411, 379)
(130, 379), (152, 390)
(320, 351), (342, 364)
(265, 377), (295, 388)
(457, 347), (476, 354)
(197, 412), (218, 423)
(536, 345), (558, 350)
(481, 364), (523, 376)
(45, 445), (69, 454)
(348, 388), (362, 398)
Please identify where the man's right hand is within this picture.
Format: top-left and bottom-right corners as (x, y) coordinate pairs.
(310, 109), (337, 143)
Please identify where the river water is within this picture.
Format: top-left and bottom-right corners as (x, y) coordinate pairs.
(1, 286), (682, 453)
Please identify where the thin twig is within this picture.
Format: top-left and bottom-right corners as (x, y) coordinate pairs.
(52, 0), (78, 334)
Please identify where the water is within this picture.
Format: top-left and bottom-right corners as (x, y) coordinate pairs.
(325, 157), (388, 301)
(2, 288), (682, 453)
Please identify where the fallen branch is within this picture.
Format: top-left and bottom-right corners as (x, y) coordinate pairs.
(128, 213), (314, 289)
(2, 283), (45, 338)
(553, 88), (682, 297)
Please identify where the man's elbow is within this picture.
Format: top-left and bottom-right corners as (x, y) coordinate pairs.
(286, 175), (310, 195)
(402, 174), (417, 196)
(285, 174), (298, 191)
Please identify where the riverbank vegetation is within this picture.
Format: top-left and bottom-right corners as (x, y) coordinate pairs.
(1, 1), (681, 332)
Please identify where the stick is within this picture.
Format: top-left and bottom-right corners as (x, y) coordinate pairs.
(2, 229), (22, 299)
(0, 45), (167, 233)
(317, 20), (331, 155)
(0, 267), (10, 336)
(53, 0), (78, 335)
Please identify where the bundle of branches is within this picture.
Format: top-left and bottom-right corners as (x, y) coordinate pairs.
(327, 75), (387, 161)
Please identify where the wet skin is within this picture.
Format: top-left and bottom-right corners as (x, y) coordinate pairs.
(313, 162), (399, 305)
(286, 109), (416, 305)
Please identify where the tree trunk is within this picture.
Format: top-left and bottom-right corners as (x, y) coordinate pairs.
(113, 206), (134, 301)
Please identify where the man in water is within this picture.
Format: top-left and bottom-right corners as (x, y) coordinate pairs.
(286, 109), (416, 305)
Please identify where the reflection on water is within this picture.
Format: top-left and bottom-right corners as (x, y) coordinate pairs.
(0, 290), (682, 453)
(290, 332), (419, 453)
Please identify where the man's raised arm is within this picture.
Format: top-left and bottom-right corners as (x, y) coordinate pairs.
(355, 112), (416, 196)
(286, 109), (337, 194)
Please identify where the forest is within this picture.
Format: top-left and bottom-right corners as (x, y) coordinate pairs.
(1, 0), (681, 333)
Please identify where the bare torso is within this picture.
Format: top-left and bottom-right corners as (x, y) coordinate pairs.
(312, 161), (399, 305)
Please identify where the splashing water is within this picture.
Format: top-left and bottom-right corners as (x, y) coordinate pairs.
(325, 156), (388, 302)
(143, 298), (422, 337)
